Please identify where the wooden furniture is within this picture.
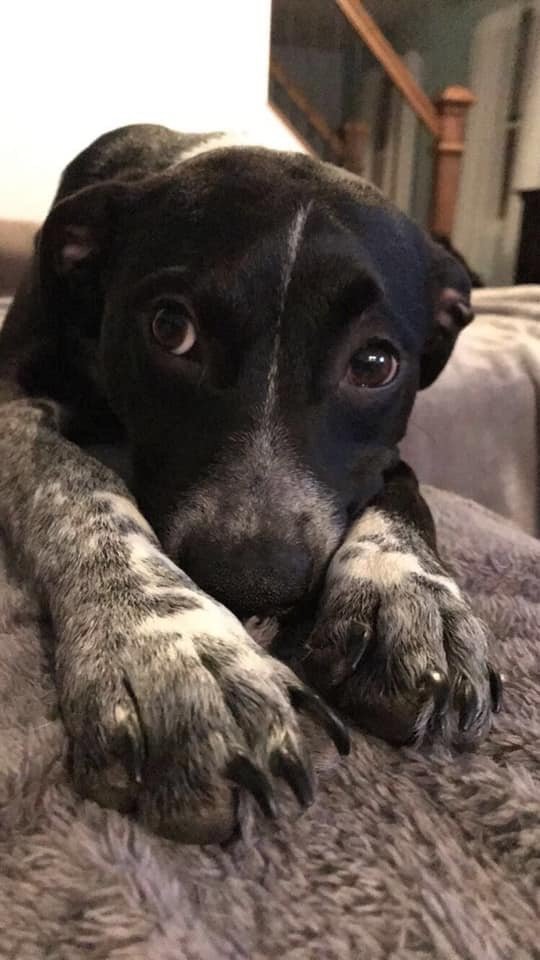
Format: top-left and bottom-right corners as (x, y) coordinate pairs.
(431, 86), (476, 237)
(270, 0), (475, 238)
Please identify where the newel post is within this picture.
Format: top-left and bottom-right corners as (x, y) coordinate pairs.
(430, 85), (475, 237)
(342, 121), (369, 176)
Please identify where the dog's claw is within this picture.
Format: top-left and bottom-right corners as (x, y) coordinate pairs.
(417, 669), (450, 714)
(270, 742), (314, 808)
(454, 679), (481, 732)
(489, 667), (504, 714)
(346, 622), (370, 675)
(119, 679), (146, 784)
(122, 729), (145, 785)
(227, 755), (278, 819)
(289, 685), (351, 756)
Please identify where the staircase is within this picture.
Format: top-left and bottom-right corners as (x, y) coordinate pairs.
(270, 0), (359, 163)
(268, 0), (475, 237)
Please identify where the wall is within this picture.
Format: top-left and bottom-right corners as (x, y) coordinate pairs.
(1, 0), (304, 222)
(387, 0), (519, 95)
(272, 46), (346, 131)
(453, 1), (540, 282)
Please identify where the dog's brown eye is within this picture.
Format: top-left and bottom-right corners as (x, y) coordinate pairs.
(151, 302), (197, 355)
(346, 342), (399, 389)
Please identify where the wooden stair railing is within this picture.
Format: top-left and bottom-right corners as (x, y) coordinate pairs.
(431, 85), (476, 236)
(270, 1), (475, 238)
(270, 59), (370, 171)
(335, 0), (475, 237)
(269, 59), (345, 161)
(335, 0), (440, 137)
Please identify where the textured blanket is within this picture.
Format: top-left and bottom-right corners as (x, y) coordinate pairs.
(403, 286), (540, 536)
(1, 487), (539, 959)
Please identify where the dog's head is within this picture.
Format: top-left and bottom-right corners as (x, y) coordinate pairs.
(39, 147), (472, 618)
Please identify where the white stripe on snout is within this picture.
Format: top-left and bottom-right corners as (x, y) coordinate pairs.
(282, 204), (312, 306)
(263, 203), (312, 420)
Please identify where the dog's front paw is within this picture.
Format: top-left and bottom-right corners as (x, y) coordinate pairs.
(61, 589), (349, 842)
(303, 533), (502, 748)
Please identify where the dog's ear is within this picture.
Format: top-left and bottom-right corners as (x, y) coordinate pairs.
(38, 181), (139, 284)
(419, 237), (474, 389)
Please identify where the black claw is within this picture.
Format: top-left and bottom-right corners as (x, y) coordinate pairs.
(489, 668), (504, 714)
(270, 744), (314, 808)
(455, 679), (481, 732)
(417, 669), (450, 715)
(346, 622), (370, 674)
(122, 730), (145, 785)
(326, 621), (370, 687)
(289, 686), (351, 756)
(226, 755), (278, 819)
(120, 677), (147, 785)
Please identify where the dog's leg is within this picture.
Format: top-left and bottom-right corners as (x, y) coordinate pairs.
(305, 461), (503, 746)
(0, 397), (348, 841)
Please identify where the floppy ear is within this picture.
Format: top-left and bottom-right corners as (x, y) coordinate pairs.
(37, 180), (140, 338)
(39, 180), (140, 284)
(419, 238), (474, 389)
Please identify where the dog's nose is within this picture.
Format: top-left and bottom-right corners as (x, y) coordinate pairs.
(181, 538), (313, 617)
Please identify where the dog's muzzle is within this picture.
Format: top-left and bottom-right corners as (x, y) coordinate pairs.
(180, 534), (314, 618)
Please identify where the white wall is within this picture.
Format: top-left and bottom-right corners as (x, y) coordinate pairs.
(513, 6), (540, 192)
(1, 0), (305, 222)
(453, 1), (540, 284)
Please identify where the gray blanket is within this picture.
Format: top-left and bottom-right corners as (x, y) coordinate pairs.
(1, 487), (539, 959)
(403, 286), (540, 537)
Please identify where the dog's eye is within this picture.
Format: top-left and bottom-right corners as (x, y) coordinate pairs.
(346, 341), (399, 389)
(151, 301), (197, 355)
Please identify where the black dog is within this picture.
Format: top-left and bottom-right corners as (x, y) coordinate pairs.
(0, 125), (502, 842)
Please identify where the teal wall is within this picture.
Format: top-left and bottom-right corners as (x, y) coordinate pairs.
(387, 0), (519, 95)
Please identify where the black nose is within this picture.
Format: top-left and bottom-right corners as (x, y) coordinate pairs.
(181, 537), (314, 617)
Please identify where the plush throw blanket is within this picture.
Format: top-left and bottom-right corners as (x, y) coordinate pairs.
(1, 487), (539, 959)
(403, 286), (540, 537)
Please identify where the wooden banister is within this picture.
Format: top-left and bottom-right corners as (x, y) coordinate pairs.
(334, 0), (440, 137)
(431, 85), (476, 236)
(333, 1), (475, 236)
(268, 102), (317, 157)
(269, 3), (475, 239)
(342, 121), (369, 175)
(270, 59), (345, 159)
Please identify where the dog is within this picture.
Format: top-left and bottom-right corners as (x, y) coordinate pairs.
(430, 232), (484, 288)
(0, 124), (502, 842)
